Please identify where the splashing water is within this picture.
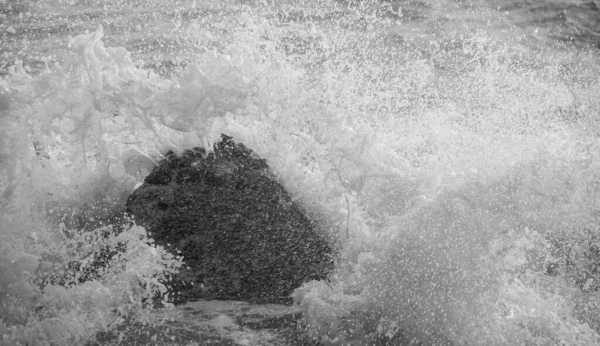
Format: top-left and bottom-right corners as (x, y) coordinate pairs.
(1, 0), (600, 345)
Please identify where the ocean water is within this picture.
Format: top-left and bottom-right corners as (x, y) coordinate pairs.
(1, 0), (600, 345)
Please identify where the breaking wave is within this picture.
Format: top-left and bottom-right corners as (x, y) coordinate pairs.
(1, 0), (600, 344)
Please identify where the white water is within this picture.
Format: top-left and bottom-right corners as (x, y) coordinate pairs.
(1, 0), (600, 345)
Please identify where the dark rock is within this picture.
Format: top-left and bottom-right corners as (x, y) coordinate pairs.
(126, 135), (334, 304)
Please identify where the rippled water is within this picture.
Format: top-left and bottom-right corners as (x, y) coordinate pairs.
(1, 0), (600, 345)
(1, 0), (599, 76)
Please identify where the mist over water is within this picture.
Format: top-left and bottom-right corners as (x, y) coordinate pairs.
(1, 0), (600, 345)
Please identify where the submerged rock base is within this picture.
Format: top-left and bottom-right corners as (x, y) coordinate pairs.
(89, 299), (321, 346)
(126, 135), (334, 304)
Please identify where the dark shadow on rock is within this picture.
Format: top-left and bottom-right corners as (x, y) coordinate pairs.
(126, 134), (335, 305)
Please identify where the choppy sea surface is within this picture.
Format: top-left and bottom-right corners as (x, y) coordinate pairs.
(1, 0), (600, 345)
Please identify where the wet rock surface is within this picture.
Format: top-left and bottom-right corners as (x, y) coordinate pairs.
(89, 299), (322, 346)
(126, 135), (334, 304)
